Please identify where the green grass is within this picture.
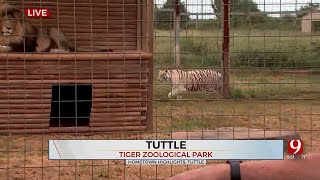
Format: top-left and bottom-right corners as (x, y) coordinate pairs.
(171, 118), (209, 131)
(154, 29), (320, 68)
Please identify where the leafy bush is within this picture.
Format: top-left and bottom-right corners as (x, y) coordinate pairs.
(231, 48), (308, 68)
(229, 87), (246, 100)
(186, 20), (220, 30)
(180, 37), (216, 55)
(231, 44), (320, 68)
(154, 53), (221, 69)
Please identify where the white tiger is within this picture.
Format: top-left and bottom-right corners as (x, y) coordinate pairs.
(158, 69), (222, 99)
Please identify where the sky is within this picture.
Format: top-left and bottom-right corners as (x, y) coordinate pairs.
(154, 0), (320, 18)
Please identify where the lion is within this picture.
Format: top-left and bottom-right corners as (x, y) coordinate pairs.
(0, 3), (113, 53)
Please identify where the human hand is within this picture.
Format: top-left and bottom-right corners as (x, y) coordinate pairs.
(166, 164), (231, 180)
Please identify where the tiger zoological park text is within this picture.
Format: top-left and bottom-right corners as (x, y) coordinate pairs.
(119, 151), (213, 158)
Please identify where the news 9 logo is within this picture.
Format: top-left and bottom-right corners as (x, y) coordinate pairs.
(287, 140), (303, 155)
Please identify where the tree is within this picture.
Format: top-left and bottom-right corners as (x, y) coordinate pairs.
(155, 0), (191, 30)
(212, 0), (267, 27)
(296, 3), (320, 18)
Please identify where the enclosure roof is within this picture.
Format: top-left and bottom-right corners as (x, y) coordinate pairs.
(301, 8), (320, 19)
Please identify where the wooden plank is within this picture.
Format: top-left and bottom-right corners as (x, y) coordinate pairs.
(0, 126), (147, 135)
(44, 20), (137, 26)
(0, 104), (52, 109)
(91, 121), (146, 127)
(53, 0), (138, 4)
(0, 119), (49, 124)
(92, 102), (147, 109)
(0, 98), (148, 104)
(0, 64), (149, 70)
(0, 58), (148, 64)
(9, 4), (138, 14)
(0, 84), (147, 89)
(45, 12), (137, 18)
(71, 46), (136, 50)
(0, 71), (148, 76)
(0, 114), (48, 119)
(52, 24), (137, 30)
(0, 74), (147, 80)
(60, 28), (137, 33)
(47, 17), (139, 23)
(0, 112), (142, 124)
(0, 89), (147, 94)
(90, 116), (146, 123)
(0, 88), (147, 94)
(0, 64), (148, 69)
(0, 93), (147, 100)
(10, 2), (138, 7)
(0, 107), (145, 113)
(8, 0), (138, 5)
(0, 79), (147, 84)
(92, 113), (146, 119)
(0, 107), (146, 116)
(0, 65), (148, 69)
(91, 111), (142, 116)
(0, 53), (152, 61)
(0, 101), (146, 109)
(0, 116), (146, 125)
(70, 41), (136, 47)
(93, 106), (147, 113)
(0, 124), (49, 130)
(0, 109), (51, 114)
(64, 36), (137, 42)
(0, 64), (148, 70)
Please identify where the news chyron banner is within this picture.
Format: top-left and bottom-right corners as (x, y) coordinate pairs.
(48, 140), (284, 165)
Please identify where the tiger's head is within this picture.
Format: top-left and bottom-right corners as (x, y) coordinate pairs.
(0, 3), (24, 43)
(158, 69), (171, 82)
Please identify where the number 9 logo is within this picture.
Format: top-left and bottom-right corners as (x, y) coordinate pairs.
(288, 140), (303, 155)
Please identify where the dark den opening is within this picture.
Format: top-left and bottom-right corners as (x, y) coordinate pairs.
(50, 84), (93, 127)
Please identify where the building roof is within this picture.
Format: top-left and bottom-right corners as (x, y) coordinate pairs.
(301, 8), (320, 19)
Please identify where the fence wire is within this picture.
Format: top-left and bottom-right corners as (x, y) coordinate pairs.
(0, 0), (319, 179)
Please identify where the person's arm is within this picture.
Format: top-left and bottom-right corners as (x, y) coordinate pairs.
(167, 153), (320, 180)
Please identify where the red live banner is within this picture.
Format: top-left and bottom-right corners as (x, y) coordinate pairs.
(24, 8), (51, 18)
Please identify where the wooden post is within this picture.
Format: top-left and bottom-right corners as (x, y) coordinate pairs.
(222, 0), (230, 98)
(137, 0), (142, 51)
(196, 15), (198, 29)
(144, 0), (154, 132)
(174, 0), (181, 68)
